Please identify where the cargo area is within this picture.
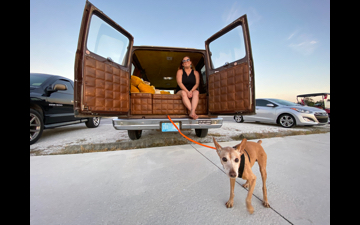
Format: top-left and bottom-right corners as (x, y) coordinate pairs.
(128, 48), (208, 117)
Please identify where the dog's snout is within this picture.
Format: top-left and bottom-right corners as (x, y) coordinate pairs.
(229, 170), (237, 178)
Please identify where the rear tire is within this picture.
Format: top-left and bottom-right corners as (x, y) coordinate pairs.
(85, 117), (101, 128)
(128, 130), (142, 140)
(234, 115), (244, 123)
(195, 129), (208, 138)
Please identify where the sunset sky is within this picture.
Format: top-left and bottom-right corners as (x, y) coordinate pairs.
(30, 0), (330, 102)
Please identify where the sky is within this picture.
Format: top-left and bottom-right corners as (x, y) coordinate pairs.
(30, 0), (330, 102)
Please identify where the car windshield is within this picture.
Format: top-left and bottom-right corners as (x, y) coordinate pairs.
(30, 74), (50, 87)
(269, 99), (299, 106)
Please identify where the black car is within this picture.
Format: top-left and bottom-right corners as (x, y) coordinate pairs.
(30, 73), (100, 145)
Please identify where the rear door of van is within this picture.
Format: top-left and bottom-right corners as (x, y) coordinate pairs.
(74, 1), (133, 117)
(205, 15), (255, 115)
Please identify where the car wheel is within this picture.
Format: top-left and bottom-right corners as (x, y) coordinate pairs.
(195, 129), (208, 138)
(30, 109), (43, 145)
(128, 130), (142, 140)
(234, 115), (244, 123)
(85, 117), (101, 128)
(278, 114), (295, 128)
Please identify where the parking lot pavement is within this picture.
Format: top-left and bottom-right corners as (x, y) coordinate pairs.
(30, 133), (330, 225)
(30, 116), (329, 155)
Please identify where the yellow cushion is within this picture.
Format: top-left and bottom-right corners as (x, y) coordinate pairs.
(160, 91), (170, 94)
(138, 83), (155, 94)
(131, 85), (140, 93)
(131, 75), (143, 87)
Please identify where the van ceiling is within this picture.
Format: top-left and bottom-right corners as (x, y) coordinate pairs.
(133, 50), (204, 89)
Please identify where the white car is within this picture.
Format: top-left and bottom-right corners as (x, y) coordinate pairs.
(234, 98), (329, 128)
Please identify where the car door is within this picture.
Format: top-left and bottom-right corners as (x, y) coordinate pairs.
(253, 99), (277, 123)
(45, 79), (76, 124)
(74, 1), (133, 117)
(205, 15), (255, 115)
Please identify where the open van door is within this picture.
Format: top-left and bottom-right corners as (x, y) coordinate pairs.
(205, 15), (255, 115)
(74, 1), (133, 117)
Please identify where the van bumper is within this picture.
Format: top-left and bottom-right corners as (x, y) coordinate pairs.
(113, 118), (223, 130)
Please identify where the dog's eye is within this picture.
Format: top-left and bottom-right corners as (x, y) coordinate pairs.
(222, 157), (227, 162)
(235, 158), (239, 163)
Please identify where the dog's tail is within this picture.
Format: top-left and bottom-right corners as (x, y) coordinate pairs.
(257, 140), (262, 145)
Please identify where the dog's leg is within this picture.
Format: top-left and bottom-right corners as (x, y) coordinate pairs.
(258, 153), (270, 208)
(259, 166), (270, 207)
(226, 178), (236, 208)
(242, 180), (249, 189)
(246, 176), (256, 214)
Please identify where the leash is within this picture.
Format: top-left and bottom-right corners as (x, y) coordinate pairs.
(167, 115), (216, 149)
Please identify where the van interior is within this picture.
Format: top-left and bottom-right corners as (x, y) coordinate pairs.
(128, 49), (209, 117)
(131, 49), (207, 94)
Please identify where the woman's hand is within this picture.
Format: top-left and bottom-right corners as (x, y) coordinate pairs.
(187, 91), (193, 98)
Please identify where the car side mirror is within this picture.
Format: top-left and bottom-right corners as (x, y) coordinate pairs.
(266, 103), (275, 107)
(53, 84), (67, 91)
(46, 84), (67, 94)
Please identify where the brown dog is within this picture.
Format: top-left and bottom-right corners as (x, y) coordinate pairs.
(213, 137), (270, 214)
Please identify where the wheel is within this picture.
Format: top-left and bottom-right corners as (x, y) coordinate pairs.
(30, 109), (44, 145)
(195, 129), (208, 138)
(85, 117), (101, 128)
(278, 114), (295, 128)
(234, 115), (244, 123)
(128, 130), (142, 140)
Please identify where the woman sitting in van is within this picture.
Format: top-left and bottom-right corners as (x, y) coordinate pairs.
(175, 56), (200, 120)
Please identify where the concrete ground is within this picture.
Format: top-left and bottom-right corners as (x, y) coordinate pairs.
(30, 133), (330, 225)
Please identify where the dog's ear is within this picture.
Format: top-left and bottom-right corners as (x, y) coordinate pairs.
(213, 137), (222, 155)
(235, 138), (247, 154)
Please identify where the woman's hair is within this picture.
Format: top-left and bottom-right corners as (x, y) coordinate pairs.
(178, 56), (191, 70)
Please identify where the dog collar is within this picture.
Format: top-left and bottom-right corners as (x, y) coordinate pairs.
(238, 154), (246, 178)
(232, 147), (251, 178)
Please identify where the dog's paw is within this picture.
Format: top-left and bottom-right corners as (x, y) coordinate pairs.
(242, 183), (249, 189)
(225, 200), (234, 208)
(263, 201), (270, 208)
(246, 204), (254, 214)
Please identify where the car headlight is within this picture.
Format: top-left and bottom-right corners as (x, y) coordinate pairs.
(290, 108), (312, 113)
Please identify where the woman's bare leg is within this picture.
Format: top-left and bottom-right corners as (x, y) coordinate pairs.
(189, 90), (199, 119)
(178, 90), (198, 119)
(178, 90), (192, 111)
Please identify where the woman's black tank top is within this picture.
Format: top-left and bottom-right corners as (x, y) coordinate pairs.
(176, 69), (196, 93)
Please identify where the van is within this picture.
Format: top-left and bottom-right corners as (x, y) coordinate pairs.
(74, 1), (255, 140)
